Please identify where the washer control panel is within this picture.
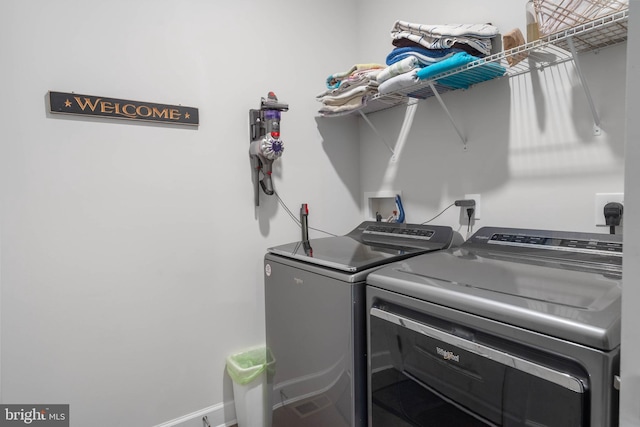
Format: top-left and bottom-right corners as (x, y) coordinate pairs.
(363, 224), (435, 241)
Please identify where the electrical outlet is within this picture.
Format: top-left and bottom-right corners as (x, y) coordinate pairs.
(594, 193), (624, 226)
(464, 194), (481, 220)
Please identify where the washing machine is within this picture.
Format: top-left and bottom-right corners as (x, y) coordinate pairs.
(264, 221), (462, 427)
(366, 226), (622, 426)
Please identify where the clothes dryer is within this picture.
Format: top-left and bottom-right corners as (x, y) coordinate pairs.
(367, 227), (622, 426)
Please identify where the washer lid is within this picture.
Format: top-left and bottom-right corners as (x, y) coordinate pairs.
(368, 231), (622, 351)
(267, 222), (457, 273)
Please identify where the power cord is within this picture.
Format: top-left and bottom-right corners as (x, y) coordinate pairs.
(274, 190), (338, 237)
(421, 199), (477, 227)
(274, 190), (302, 226)
(421, 203), (455, 225)
(466, 208), (475, 233)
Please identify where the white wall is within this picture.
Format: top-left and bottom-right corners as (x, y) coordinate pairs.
(356, 1), (625, 236)
(357, 0), (634, 423)
(0, 1), (361, 426)
(621, 1), (640, 425)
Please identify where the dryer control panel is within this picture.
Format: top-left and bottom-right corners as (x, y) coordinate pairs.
(487, 231), (622, 256)
(465, 227), (622, 265)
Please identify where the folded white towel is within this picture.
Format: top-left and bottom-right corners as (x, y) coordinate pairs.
(377, 57), (419, 84)
(393, 21), (499, 38)
(318, 96), (368, 115)
(378, 69), (420, 95)
(318, 85), (376, 107)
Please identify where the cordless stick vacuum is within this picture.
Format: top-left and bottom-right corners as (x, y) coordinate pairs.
(249, 92), (289, 206)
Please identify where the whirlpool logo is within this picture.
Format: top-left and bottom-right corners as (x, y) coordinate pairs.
(436, 346), (460, 362)
(1, 405), (68, 426)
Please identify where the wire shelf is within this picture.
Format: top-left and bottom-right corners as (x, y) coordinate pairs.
(318, 93), (406, 118)
(547, 8), (628, 52)
(356, 8), (628, 112)
(534, 0), (628, 36)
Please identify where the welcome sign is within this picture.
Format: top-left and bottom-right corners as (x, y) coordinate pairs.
(49, 91), (199, 126)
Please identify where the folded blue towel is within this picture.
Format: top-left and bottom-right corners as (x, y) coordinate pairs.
(415, 52), (506, 90)
(386, 46), (461, 66)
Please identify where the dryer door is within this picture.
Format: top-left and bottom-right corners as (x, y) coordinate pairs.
(369, 306), (588, 426)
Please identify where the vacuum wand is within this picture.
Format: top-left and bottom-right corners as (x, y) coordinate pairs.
(300, 203), (309, 242)
(300, 203), (312, 256)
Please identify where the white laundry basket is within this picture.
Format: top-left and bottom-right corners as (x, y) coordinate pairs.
(226, 346), (274, 427)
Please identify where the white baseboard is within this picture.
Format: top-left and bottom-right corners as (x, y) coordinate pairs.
(152, 401), (236, 427)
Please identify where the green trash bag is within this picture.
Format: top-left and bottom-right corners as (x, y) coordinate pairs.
(226, 346), (274, 386)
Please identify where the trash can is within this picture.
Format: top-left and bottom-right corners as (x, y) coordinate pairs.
(226, 346), (274, 427)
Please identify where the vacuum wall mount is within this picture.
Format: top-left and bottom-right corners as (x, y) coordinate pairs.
(249, 92), (289, 206)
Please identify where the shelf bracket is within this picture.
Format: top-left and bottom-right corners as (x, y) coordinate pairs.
(357, 110), (396, 156)
(566, 37), (602, 136)
(428, 82), (468, 148)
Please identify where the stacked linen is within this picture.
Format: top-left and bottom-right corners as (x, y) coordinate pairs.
(317, 64), (384, 116)
(390, 21), (500, 57)
(378, 21), (506, 96)
(377, 43), (464, 91)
